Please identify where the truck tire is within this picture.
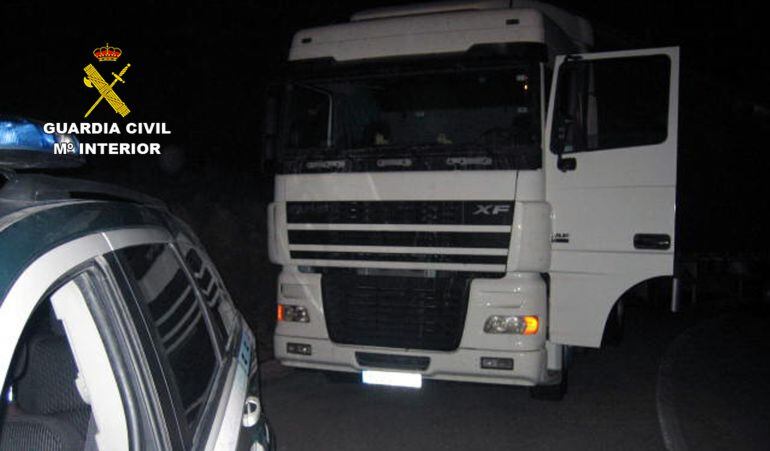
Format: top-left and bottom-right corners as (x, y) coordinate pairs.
(529, 368), (568, 401)
(602, 299), (625, 347)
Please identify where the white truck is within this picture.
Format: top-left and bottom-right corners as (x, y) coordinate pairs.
(265, 0), (678, 398)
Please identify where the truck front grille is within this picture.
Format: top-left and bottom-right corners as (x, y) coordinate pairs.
(322, 272), (473, 351)
(286, 200), (514, 273)
(287, 200), (514, 225)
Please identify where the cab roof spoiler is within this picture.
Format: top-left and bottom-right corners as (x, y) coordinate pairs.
(350, 0), (594, 48)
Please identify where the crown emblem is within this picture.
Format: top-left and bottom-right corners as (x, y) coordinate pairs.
(93, 43), (122, 62)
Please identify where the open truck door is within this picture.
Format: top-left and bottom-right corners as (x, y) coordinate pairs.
(544, 47), (679, 347)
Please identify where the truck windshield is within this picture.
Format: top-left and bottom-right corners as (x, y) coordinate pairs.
(279, 64), (540, 171)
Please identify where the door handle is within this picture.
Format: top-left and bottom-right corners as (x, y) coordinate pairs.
(633, 234), (671, 250)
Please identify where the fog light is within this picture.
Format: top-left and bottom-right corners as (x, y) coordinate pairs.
(481, 357), (514, 370)
(277, 304), (309, 322)
(287, 342), (312, 355)
(483, 315), (539, 335)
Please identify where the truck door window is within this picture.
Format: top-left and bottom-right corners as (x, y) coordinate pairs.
(552, 54), (670, 153)
(114, 244), (220, 433)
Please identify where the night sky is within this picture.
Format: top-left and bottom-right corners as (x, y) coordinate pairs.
(1, 0), (768, 255)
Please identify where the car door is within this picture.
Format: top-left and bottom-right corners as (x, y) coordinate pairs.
(544, 47), (679, 347)
(175, 239), (269, 451)
(1, 229), (173, 451)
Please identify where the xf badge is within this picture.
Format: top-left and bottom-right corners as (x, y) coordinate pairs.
(473, 204), (511, 215)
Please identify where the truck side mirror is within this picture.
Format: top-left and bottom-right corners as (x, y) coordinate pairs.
(551, 58), (589, 172)
(553, 115), (573, 154)
(557, 154), (576, 171)
(554, 115), (577, 172)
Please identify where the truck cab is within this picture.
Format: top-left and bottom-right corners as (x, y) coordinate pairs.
(266, 0), (678, 398)
(0, 118), (272, 450)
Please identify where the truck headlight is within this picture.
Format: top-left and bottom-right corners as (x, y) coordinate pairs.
(483, 315), (538, 335)
(277, 304), (310, 322)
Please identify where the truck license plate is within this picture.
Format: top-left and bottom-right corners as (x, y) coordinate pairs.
(361, 370), (422, 388)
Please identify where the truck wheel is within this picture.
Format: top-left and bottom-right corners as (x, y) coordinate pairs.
(602, 299), (625, 347)
(529, 368), (568, 401)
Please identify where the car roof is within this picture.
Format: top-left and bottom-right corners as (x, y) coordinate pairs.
(0, 169), (164, 215)
(0, 170), (173, 303)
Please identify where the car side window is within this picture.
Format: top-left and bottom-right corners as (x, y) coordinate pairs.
(551, 54), (671, 153)
(114, 243), (219, 432)
(178, 242), (239, 343)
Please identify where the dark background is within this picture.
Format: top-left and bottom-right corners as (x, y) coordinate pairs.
(2, 0), (768, 357)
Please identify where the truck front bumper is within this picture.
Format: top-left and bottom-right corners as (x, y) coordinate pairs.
(274, 335), (547, 386)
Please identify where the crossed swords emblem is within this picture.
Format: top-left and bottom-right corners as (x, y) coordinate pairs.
(83, 63), (131, 118)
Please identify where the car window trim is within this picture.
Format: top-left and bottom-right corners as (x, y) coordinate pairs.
(109, 248), (196, 448)
(111, 242), (231, 448)
(167, 242), (235, 449)
(171, 239), (246, 449)
(94, 256), (177, 451)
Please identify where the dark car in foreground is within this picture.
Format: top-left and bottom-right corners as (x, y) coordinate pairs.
(0, 117), (271, 451)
